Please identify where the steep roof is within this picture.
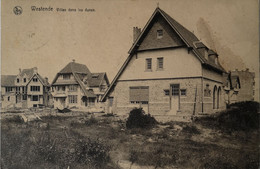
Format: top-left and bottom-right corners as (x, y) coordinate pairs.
(88, 73), (109, 87)
(1, 75), (16, 87)
(27, 73), (50, 87)
(52, 61), (96, 98)
(59, 62), (91, 74)
(129, 7), (225, 72)
(101, 7), (226, 101)
(74, 73), (96, 98)
(19, 68), (35, 78)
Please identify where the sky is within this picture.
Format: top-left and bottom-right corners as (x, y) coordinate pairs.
(2, 0), (259, 100)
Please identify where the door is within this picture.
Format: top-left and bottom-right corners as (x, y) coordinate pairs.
(170, 84), (180, 115)
(108, 97), (114, 113)
(58, 98), (66, 109)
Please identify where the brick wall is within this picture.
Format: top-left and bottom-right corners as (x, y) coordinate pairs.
(138, 14), (184, 51)
(110, 78), (204, 116)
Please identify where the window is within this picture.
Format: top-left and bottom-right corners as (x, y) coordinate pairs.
(157, 57), (164, 70)
(23, 95), (27, 100)
(89, 98), (95, 106)
(204, 84), (211, 97)
(32, 95), (39, 101)
(33, 78), (38, 82)
(30, 86), (40, 92)
(69, 85), (77, 91)
(8, 96), (10, 101)
(68, 95), (77, 103)
(180, 89), (187, 96)
(129, 86), (149, 103)
(63, 74), (70, 80)
(146, 58), (152, 70)
(24, 78), (26, 83)
(171, 84), (180, 96)
(58, 86), (65, 91)
(215, 58), (218, 65)
(164, 89), (169, 96)
(100, 85), (106, 92)
(92, 74), (99, 78)
(5, 87), (13, 93)
(157, 29), (163, 38)
(17, 78), (19, 83)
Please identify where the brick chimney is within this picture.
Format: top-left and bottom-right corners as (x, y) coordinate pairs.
(33, 67), (38, 74)
(133, 27), (141, 42)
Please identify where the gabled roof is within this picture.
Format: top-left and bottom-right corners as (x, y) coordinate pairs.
(20, 68), (35, 78)
(59, 62), (91, 74)
(88, 73), (109, 87)
(1, 75), (16, 87)
(129, 7), (225, 72)
(74, 73), (96, 98)
(101, 7), (226, 102)
(52, 61), (96, 98)
(27, 73), (50, 87)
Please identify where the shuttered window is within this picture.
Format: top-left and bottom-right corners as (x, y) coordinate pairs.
(129, 86), (149, 102)
(157, 57), (164, 69)
(146, 58), (152, 70)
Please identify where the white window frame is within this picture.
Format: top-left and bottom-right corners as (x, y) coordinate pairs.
(157, 57), (164, 70)
(146, 58), (152, 71)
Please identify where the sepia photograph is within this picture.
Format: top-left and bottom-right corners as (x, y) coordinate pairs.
(1, 0), (259, 168)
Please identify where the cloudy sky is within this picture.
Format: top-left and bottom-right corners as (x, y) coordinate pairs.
(2, 0), (259, 99)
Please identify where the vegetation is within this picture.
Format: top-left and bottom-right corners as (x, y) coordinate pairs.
(1, 104), (259, 169)
(126, 108), (157, 129)
(195, 101), (260, 131)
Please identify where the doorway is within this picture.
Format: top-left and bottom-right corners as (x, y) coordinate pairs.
(170, 84), (180, 115)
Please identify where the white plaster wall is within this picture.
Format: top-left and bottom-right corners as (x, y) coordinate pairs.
(119, 48), (202, 80)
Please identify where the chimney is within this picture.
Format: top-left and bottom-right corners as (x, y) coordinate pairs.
(33, 67), (38, 74)
(45, 77), (48, 83)
(245, 68), (249, 72)
(19, 68), (21, 73)
(133, 27), (141, 42)
(72, 59), (75, 63)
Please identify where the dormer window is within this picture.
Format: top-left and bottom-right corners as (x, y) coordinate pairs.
(204, 50), (208, 60)
(24, 78), (26, 83)
(92, 75), (99, 79)
(215, 58), (218, 65)
(157, 30), (163, 39)
(63, 74), (70, 80)
(17, 78), (19, 83)
(33, 78), (38, 82)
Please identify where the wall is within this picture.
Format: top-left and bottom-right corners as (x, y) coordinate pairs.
(111, 78), (203, 116)
(119, 48), (202, 80)
(138, 14), (184, 51)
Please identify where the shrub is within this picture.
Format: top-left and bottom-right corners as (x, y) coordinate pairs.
(2, 127), (111, 169)
(196, 101), (260, 131)
(3, 115), (23, 124)
(182, 125), (201, 134)
(126, 108), (157, 129)
(85, 115), (98, 126)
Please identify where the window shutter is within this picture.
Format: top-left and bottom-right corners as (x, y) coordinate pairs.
(129, 86), (149, 102)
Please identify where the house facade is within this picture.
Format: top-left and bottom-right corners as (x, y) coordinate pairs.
(1, 75), (17, 109)
(223, 69), (255, 105)
(101, 7), (226, 116)
(1, 67), (52, 109)
(51, 60), (109, 109)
